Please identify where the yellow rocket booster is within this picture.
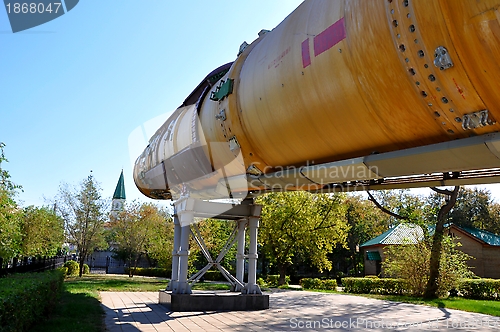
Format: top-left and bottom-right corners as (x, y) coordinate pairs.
(134, 0), (500, 200)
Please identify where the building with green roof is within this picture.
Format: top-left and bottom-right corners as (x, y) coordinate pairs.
(361, 223), (500, 278)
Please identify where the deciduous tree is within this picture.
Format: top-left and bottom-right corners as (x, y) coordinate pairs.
(56, 175), (107, 277)
(0, 142), (22, 262)
(340, 195), (391, 276)
(257, 192), (349, 285)
(112, 202), (171, 276)
(20, 206), (64, 258)
(383, 235), (473, 297)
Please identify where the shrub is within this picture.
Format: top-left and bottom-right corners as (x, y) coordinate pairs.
(82, 264), (90, 275)
(458, 279), (500, 300)
(59, 266), (68, 276)
(300, 278), (337, 290)
(63, 260), (79, 276)
(383, 235), (473, 297)
(257, 277), (267, 287)
(266, 275), (290, 287)
(342, 277), (406, 295)
(124, 267), (171, 278)
(0, 270), (64, 332)
(203, 270), (226, 281)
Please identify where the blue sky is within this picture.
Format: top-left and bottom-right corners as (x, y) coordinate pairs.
(2, 0), (500, 208)
(0, 0), (304, 206)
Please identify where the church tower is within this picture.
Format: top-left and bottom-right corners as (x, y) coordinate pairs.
(111, 170), (126, 219)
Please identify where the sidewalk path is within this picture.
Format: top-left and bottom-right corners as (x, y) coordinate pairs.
(101, 290), (500, 331)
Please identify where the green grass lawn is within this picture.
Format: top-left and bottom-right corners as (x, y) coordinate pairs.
(31, 274), (170, 332)
(32, 274), (232, 332)
(31, 275), (500, 331)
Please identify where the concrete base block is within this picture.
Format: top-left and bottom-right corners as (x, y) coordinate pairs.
(159, 290), (269, 311)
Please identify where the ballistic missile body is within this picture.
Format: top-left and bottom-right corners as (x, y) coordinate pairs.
(134, 0), (500, 201)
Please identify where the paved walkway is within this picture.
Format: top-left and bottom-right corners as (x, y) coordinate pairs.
(101, 290), (500, 331)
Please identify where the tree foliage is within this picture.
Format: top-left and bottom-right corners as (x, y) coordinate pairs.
(20, 206), (64, 258)
(425, 187), (500, 234)
(56, 175), (107, 277)
(367, 189), (428, 226)
(0, 142), (23, 261)
(111, 202), (172, 276)
(257, 192), (349, 285)
(339, 195), (392, 276)
(383, 235), (474, 297)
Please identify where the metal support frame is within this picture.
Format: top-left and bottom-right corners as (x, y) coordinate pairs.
(175, 225), (192, 294)
(188, 223), (245, 291)
(242, 216), (262, 294)
(166, 213), (181, 291)
(168, 196), (262, 295)
(234, 219), (247, 291)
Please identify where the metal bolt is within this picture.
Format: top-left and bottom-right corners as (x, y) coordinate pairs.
(428, 74), (436, 81)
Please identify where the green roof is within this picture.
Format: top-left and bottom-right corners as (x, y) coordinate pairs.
(360, 223), (423, 247)
(457, 225), (500, 246)
(113, 170), (126, 200)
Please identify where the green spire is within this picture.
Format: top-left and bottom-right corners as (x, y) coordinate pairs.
(113, 170), (126, 200)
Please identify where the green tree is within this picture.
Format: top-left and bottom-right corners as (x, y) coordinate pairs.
(20, 206), (64, 258)
(383, 235), (473, 297)
(428, 187), (500, 235)
(367, 189), (427, 226)
(486, 202), (500, 235)
(257, 192), (349, 285)
(340, 195), (392, 276)
(56, 175), (107, 277)
(0, 142), (22, 262)
(144, 207), (174, 269)
(367, 187), (459, 298)
(424, 186), (460, 299)
(112, 202), (171, 276)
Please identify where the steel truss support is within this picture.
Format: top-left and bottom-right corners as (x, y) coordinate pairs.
(167, 196), (262, 295)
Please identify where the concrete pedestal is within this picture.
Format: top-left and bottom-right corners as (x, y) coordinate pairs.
(159, 290), (269, 311)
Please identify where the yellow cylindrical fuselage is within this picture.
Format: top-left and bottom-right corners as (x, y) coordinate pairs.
(135, 0), (500, 199)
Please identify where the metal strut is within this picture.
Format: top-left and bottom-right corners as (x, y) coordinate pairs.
(167, 196), (262, 295)
(188, 223), (245, 290)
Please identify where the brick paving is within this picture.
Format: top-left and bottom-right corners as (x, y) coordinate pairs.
(101, 290), (500, 331)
